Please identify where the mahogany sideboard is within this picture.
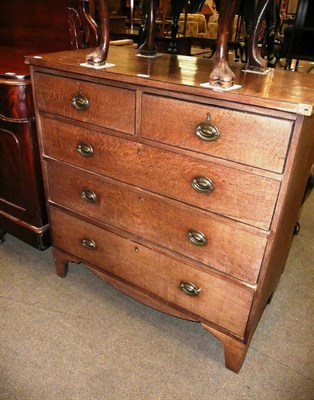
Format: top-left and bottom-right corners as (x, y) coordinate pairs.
(27, 47), (314, 371)
(0, 0), (97, 248)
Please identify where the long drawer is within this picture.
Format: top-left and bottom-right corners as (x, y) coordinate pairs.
(50, 207), (254, 337)
(141, 93), (293, 173)
(47, 160), (267, 284)
(33, 73), (136, 135)
(41, 117), (280, 230)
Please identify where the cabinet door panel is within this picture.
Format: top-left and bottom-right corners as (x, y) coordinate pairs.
(0, 121), (46, 226)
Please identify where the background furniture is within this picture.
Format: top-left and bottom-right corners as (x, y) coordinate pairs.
(28, 46), (313, 372)
(284, 0), (314, 70)
(0, 0), (98, 248)
(178, 13), (208, 37)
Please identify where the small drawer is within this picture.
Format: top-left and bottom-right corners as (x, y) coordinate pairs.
(47, 160), (267, 284)
(41, 117), (280, 230)
(33, 72), (135, 135)
(141, 94), (293, 173)
(50, 207), (254, 338)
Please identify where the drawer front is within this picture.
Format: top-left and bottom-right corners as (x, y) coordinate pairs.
(41, 117), (280, 230)
(141, 94), (293, 173)
(47, 160), (267, 284)
(50, 207), (254, 337)
(33, 72), (135, 135)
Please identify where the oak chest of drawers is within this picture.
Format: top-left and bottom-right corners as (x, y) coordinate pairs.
(28, 47), (314, 372)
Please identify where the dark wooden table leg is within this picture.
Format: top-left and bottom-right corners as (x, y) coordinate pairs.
(86, 0), (110, 65)
(139, 0), (158, 56)
(209, 0), (238, 88)
(245, 0), (271, 72)
(167, 4), (181, 54)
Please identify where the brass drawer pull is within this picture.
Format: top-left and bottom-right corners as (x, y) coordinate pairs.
(76, 142), (94, 157)
(191, 176), (214, 194)
(187, 229), (208, 246)
(81, 238), (96, 250)
(81, 189), (97, 203)
(194, 113), (220, 142)
(180, 281), (201, 297)
(71, 93), (89, 111)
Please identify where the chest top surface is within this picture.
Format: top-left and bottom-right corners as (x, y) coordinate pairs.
(26, 47), (314, 117)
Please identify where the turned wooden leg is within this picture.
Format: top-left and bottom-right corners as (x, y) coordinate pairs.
(202, 324), (249, 373)
(208, 0), (238, 88)
(85, 0), (110, 65)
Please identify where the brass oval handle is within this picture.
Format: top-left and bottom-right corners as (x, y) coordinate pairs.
(71, 93), (89, 111)
(187, 229), (208, 246)
(76, 142), (94, 157)
(81, 238), (96, 250)
(194, 113), (220, 141)
(179, 281), (201, 297)
(191, 176), (214, 194)
(81, 189), (97, 203)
